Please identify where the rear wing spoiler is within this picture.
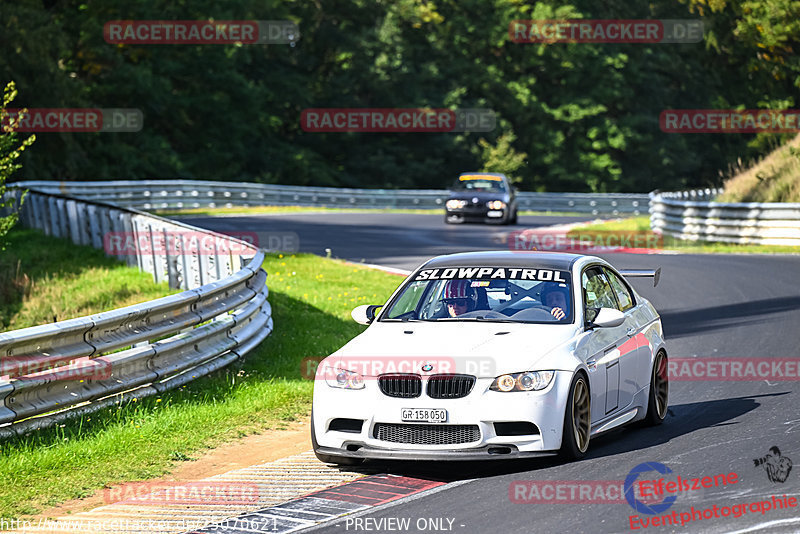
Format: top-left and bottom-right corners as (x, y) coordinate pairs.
(619, 268), (661, 287)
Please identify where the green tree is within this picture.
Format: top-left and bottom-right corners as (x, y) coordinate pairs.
(0, 0), (793, 192)
(477, 131), (528, 185)
(0, 81), (35, 247)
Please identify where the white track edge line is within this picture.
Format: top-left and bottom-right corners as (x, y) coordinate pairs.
(295, 478), (476, 533)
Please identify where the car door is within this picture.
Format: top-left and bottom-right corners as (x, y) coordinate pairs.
(602, 266), (645, 410)
(579, 266), (630, 422)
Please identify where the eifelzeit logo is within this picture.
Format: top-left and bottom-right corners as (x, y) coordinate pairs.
(754, 447), (793, 483)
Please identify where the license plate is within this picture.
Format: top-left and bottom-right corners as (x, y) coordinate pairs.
(487, 210), (503, 217)
(401, 408), (447, 423)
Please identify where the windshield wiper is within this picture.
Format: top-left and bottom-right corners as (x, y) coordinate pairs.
(437, 317), (517, 322)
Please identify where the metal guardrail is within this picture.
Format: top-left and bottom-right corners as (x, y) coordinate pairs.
(12, 180), (651, 215)
(0, 187), (272, 437)
(650, 189), (800, 246)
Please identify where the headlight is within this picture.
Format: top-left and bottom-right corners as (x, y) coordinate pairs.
(490, 371), (555, 392)
(324, 366), (365, 390)
(446, 199), (467, 209)
(486, 200), (506, 210)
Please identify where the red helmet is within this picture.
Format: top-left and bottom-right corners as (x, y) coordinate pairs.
(442, 280), (477, 310)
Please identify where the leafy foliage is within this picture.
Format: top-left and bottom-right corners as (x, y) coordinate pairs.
(0, 0), (797, 192)
(0, 81), (35, 248)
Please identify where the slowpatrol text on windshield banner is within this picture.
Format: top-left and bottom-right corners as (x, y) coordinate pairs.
(415, 267), (570, 282)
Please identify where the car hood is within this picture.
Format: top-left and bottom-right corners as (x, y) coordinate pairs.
(328, 322), (579, 378)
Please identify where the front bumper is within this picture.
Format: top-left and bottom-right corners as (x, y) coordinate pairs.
(312, 371), (574, 461)
(445, 207), (507, 222)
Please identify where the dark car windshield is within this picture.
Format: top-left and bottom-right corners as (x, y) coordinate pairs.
(451, 175), (506, 192)
(380, 267), (574, 324)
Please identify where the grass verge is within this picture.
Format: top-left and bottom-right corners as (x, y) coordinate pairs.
(570, 217), (800, 254)
(718, 134), (800, 203)
(0, 252), (403, 518)
(0, 228), (173, 330)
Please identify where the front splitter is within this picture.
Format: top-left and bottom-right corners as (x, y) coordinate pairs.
(317, 444), (559, 461)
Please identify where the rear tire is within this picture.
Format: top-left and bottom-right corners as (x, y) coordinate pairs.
(560, 373), (591, 460)
(311, 411), (364, 466)
(643, 351), (669, 426)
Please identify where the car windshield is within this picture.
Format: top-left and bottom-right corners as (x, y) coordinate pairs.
(380, 267), (574, 324)
(451, 175), (506, 192)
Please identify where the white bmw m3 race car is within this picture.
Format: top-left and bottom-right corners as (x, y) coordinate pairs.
(311, 251), (668, 464)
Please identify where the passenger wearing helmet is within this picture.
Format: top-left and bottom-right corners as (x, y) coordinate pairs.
(441, 279), (478, 317)
(541, 284), (569, 320)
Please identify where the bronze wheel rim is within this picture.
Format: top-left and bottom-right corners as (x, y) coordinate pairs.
(572, 377), (590, 452)
(654, 353), (669, 419)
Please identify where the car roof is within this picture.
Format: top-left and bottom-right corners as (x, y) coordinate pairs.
(457, 172), (507, 178)
(455, 172), (508, 183)
(420, 251), (593, 271)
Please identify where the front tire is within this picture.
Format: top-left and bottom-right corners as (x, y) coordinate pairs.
(311, 411), (364, 466)
(560, 373), (591, 460)
(643, 351), (669, 426)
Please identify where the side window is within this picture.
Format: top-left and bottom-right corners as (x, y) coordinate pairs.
(581, 267), (618, 321)
(604, 268), (635, 311)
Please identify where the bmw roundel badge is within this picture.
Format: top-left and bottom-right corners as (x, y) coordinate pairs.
(421, 364), (433, 372)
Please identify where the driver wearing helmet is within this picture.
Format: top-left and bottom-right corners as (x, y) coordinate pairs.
(541, 284), (570, 320)
(441, 279), (478, 317)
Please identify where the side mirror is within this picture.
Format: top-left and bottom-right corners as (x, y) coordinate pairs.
(591, 307), (625, 328)
(351, 304), (381, 325)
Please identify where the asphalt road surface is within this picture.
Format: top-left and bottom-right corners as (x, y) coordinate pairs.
(188, 212), (800, 534)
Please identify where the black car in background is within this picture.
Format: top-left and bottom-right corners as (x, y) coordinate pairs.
(444, 172), (518, 225)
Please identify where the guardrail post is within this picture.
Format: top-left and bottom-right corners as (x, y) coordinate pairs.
(66, 199), (80, 244)
(117, 210), (137, 268)
(56, 198), (70, 239)
(77, 202), (92, 246)
(163, 227), (181, 289)
(46, 196), (58, 236)
(87, 204), (102, 250)
(99, 206), (114, 257)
